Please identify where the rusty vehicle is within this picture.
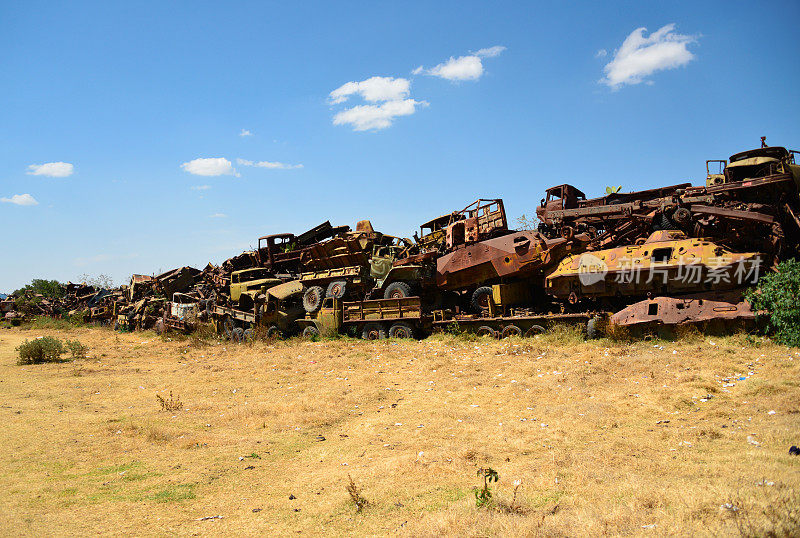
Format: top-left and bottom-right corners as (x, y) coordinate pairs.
(297, 296), (428, 340)
(155, 292), (201, 334)
(228, 267), (284, 312)
(414, 199), (509, 253)
(430, 281), (608, 338)
(607, 290), (755, 336)
(255, 220), (351, 275)
(128, 274), (156, 301)
(544, 230), (763, 307)
(429, 198), (590, 313)
(212, 280), (305, 340)
(536, 138), (800, 264)
(296, 220), (427, 312)
(436, 228), (588, 313)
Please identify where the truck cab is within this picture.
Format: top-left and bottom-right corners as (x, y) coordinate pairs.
(229, 268), (282, 311)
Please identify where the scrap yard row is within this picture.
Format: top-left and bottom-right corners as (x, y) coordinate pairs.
(4, 138), (799, 340)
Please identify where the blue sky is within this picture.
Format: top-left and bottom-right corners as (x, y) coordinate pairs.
(1, 1), (799, 292)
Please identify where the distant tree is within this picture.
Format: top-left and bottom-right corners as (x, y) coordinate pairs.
(515, 213), (539, 231)
(13, 279), (65, 299)
(76, 273), (115, 289)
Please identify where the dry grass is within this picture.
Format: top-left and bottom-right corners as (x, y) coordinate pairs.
(0, 326), (798, 536)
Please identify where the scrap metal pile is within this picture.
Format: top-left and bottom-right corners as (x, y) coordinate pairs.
(5, 139), (799, 339)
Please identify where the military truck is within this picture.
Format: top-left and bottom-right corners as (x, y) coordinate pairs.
(297, 296), (428, 339)
(229, 267), (284, 312)
(212, 280), (305, 341)
(155, 292), (200, 334)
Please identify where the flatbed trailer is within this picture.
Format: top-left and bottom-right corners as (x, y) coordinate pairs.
(210, 304), (257, 340)
(431, 310), (609, 339)
(297, 296), (430, 339)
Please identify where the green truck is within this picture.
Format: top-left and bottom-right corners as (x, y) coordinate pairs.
(212, 280), (305, 341)
(228, 268), (284, 312)
(297, 296), (429, 339)
(300, 243), (435, 313)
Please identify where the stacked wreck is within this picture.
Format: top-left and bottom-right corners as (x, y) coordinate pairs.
(4, 138), (798, 340)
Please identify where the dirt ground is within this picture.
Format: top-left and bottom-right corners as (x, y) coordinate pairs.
(0, 325), (798, 537)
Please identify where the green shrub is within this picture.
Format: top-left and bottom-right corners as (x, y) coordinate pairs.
(746, 259), (800, 347)
(65, 339), (89, 359)
(17, 337), (67, 364)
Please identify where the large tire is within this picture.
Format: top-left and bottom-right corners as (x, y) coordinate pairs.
(586, 317), (601, 339)
(326, 280), (347, 299)
(384, 281), (414, 300)
(672, 207), (692, 226)
(525, 324), (546, 337)
(266, 325), (281, 339)
(361, 323), (387, 340)
(222, 315), (235, 339)
(471, 287), (493, 314)
(389, 322), (415, 339)
(501, 325), (523, 338)
(476, 325), (497, 338)
(303, 286), (325, 313)
(232, 327), (244, 343)
(302, 326), (320, 339)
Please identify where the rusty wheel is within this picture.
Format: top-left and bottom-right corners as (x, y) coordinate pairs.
(302, 326), (320, 339)
(501, 325), (523, 338)
(389, 322), (414, 339)
(326, 280), (347, 299)
(222, 315), (235, 338)
(561, 226), (575, 241)
(302, 286), (325, 313)
(361, 323), (386, 340)
(232, 327), (244, 343)
(471, 287), (493, 314)
(384, 281), (413, 300)
(476, 325), (497, 338)
(525, 324), (546, 337)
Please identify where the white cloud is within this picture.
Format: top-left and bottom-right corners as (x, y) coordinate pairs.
(474, 46), (506, 58)
(430, 55), (483, 81)
(333, 99), (428, 131)
(239, 129), (253, 137)
(595, 49), (608, 58)
(329, 76), (410, 104)
(236, 158), (303, 170)
(601, 24), (697, 89)
(415, 46), (505, 81)
(209, 213), (227, 219)
(181, 157), (239, 177)
(191, 185), (211, 191)
(1, 193), (38, 206)
(26, 162), (73, 178)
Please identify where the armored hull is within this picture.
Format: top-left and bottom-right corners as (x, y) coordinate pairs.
(545, 230), (762, 301)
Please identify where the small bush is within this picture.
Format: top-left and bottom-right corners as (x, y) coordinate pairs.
(475, 467), (499, 508)
(345, 474), (368, 512)
(17, 337), (67, 364)
(746, 259), (800, 347)
(156, 391), (183, 412)
(65, 339), (89, 359)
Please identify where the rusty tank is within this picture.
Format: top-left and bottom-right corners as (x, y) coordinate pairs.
(544, 230), (763, 304)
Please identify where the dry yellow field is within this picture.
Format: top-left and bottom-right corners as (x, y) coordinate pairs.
(0, 325), (798, 537)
